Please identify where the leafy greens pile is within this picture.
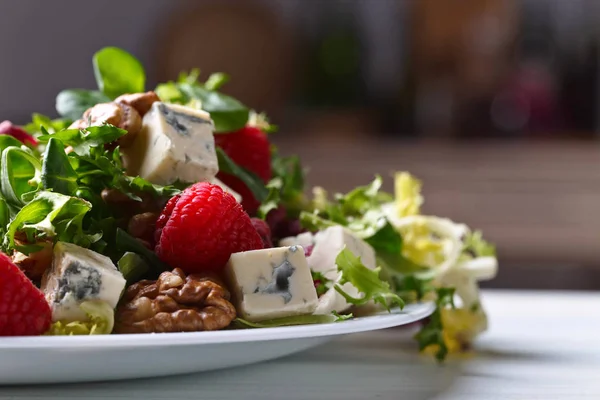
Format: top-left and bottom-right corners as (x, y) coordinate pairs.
(1, 47), (497, 361)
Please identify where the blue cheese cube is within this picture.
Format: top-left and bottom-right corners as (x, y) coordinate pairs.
(281, 226), (377, 315)
(224, 246), (318, 322)
(41, 242), (126, 322)
(122, 102), (218, 185)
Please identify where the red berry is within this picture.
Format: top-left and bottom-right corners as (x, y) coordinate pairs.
(215, 126), (272, 215)
(250, 218), (273, 248)
(0, 253), (51, 336)
(155, 182), (264, 273)
(0, 120), (37, 146)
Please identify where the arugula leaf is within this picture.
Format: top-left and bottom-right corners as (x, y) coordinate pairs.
(3, 191), (95, 251)
(414, 287), (456, 362)
(38, 124), (126, 156)
(0, 145), (42, 206)
(118, 176), (182, 200)
(0, 198), (9, 236)
(41, 138), (78, 195)
(299, 211), (338, 231)
(270, 152), (306, 215)
(232, 313), (351, 329)
(204, 72), (229, 91)
(55, 89), (111, 121)
(178, 83), (249, 132)
(334, 247), (404, 311)
(115, 228), (169, 277)
(118, 252), (150, 284)
(23, 113), (71, 136)
(216, 147), (268, 202)
(257, 177), (282, 219)
(93, 47), (145, 99)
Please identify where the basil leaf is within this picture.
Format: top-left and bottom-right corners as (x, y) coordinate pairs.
(93, 47), (145, 99)
(178, 84), (249, 132)
(115, 228), (169, 277)
(41, 138), (78, 196)
(216, 147), (268, 202)
(55, 89), (111, 121)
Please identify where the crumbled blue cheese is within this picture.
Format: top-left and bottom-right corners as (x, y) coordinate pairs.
(122, 102), (218, 185)
(281, 226), (377, 315)
(41, 242), (126, 322)
(224, 246), (318, 322)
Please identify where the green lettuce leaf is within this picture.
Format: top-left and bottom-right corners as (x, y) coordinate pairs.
(93, 47), (145, 99)
(232, 313), (351, 329)
(394, 172), (423, 218)
(462, 230), (496, 258)
(45, 301), (115, 335)
(0, 145), (42, 207)
(3, 191), (96, 251)
(204, 72), (229, 91)
(270, 151), (306, 216)
(257, 177), (282, 219)
(334, 247), (404, 311)
(55, 89), (111, 121)
(414, 287), (456, 362)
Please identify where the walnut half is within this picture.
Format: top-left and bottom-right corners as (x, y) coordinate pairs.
(114, 268), (237, 334)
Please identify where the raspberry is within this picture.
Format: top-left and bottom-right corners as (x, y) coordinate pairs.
(250, 218), (273, 248)
(215, 126), (272, 215)
(155, 182), (264, 273)
(0, 120), (37, 146)
(0, 252), (51, 336)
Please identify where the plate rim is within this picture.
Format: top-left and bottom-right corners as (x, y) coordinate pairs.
(0, 302), (434, 349)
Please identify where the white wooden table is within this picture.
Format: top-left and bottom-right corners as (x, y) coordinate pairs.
(1, 290), (599, 400)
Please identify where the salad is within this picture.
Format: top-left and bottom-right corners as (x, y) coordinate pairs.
(0, 47), (497, 361)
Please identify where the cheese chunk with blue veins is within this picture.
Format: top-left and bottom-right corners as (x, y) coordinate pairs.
(224, 246), (318, 322)
(281, 226), (377, 315)
(41, 242), (126, 322)
(122, 102), (218, 185)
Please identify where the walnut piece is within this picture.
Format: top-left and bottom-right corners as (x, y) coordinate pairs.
(115, 91), (160, 117)
(11, 240), (53, 282)
(69, 102), (142, 148)
(114, 268), (237, 334)
(127, 212), (158, 246)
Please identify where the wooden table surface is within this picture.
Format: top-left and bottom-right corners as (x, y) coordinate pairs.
(1, 290), (598, 400)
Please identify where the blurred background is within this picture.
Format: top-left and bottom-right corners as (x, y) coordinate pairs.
(1, 0), (600, 289)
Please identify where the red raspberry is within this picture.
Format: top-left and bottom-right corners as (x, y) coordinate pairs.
(215, 126), (272, 215)
(0, 253), (51, 336)
(155, 182), (264, 273)
(250, 218), (273, 248)
(0, 120), (37, 146)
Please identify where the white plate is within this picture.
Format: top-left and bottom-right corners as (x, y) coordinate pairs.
(0, 303), (434, 385)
